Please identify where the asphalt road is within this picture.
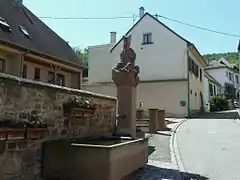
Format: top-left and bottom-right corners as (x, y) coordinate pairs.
(177, 111), (240, 180)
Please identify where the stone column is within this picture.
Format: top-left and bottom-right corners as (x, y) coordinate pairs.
(112, 70), (139, 138)
(149, 108), (158, 134)
(157, 109), (166, 131)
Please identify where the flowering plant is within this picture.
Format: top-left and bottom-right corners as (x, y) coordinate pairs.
(137, 101), (144, 110)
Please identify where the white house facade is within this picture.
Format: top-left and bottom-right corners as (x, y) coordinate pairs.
(84, 7), (207, 117)
(205, 58), (239, 99)
(203, 72), (222, 112)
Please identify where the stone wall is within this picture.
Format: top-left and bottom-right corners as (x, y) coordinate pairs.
(0, 73), (117, 180)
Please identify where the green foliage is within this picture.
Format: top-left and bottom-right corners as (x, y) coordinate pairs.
(210, 95), (229, 111)
(203, 52), (238, 64)
(73, 47), (88, 77)
(137, 101), (144, 110)
(63, 96), (96, 114)
(237, 90), (240, 98)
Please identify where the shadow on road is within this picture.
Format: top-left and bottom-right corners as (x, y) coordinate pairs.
(134, 165), (209, 180)
(193, 110), (239, 120)
(148, 145), (156, 156)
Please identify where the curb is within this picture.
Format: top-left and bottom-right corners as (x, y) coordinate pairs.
(236, 109), (240, 124)
(169, 119), (188, 172)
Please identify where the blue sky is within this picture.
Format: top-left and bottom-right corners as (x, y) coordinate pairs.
(24, 0), (240, 54)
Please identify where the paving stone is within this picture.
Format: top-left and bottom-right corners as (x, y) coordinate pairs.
(147, 133), (171, 163)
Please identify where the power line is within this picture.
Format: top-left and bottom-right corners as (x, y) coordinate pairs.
(39, 16), (133, 20)
(38, 14), (240, 38)
(157, 14), (240, 38)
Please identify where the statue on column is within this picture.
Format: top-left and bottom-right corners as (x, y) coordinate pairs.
(113, 35), (139, 75)
(112, 34), (140, 138)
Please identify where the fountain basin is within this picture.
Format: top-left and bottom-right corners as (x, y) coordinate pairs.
(42, 136), (149, 180)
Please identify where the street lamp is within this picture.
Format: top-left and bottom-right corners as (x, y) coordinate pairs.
(237, 40), (240, 105)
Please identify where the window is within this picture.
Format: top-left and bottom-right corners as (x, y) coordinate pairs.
(0, 59), (5, 72)
(191, 59), (195, 71)
(200, 69), (202, 81)
(0, 17), (11, 32)
(142, 33), (153, 44)
(226, 71), (228, 77)
(213, 85), (216, 95)
(48, 71), (54, 84)
(229, 72), (232, 81)
(19, 26), (30, 39)
(34, 68), (40, 80)
(56, 73), (65, 86)
(48, 72), (65, 86)
(209, 84), (213, 96)
(188, 57), (192, 71)
(189, 58), (199, 78)
(236, 75), (239, 84)
(193, 63), (199, 78)
(22, 64), (27, 78)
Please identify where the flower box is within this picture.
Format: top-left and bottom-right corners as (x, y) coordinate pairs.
(71, 108), (95, 118)
(6, 128), (25, 140)
(0, 128), (8, 140)
(27, 128), (49, 140)
(63, 96), (96, 117)
(136, 110), (144, 119)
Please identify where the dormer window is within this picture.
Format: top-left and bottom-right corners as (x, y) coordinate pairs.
(0, 17), (11, 32)
(19, 26), (30, 39)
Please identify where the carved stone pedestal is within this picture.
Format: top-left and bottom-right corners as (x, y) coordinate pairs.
(112, 69), (139, 139)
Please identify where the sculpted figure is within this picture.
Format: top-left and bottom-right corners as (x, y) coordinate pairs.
(114, 35), (139, 73)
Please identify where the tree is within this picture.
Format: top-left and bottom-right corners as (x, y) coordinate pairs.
(203, 52), (238, 64)
(73, 47), (88, 78)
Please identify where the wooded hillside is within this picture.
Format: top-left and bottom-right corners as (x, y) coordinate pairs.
(203, 52), (238, 64)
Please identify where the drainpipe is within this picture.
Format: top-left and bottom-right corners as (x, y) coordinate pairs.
(20, 51), (29, 77)
(233, 72), (235, 101)
(187, 48), (190, 118)
(237, 40), (240, 106)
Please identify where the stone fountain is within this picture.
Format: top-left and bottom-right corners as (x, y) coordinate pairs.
(42, 35), (149, 180)
(112, 35), (140, 139)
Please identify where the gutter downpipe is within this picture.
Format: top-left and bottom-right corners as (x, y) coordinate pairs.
(187, 48), (191, 119)
(20, 51), (29, 77)
(237, 41), (240, 106)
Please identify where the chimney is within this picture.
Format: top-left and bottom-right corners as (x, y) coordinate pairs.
(14, 0), (23, 6)
(110, 32), (117, 44)
(139, 7), (145, 18)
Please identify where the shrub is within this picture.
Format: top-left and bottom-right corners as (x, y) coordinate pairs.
(210, 95), (229, 111)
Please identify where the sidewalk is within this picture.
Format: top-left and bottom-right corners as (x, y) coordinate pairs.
(133, 118), (209, 180)
(133, 119), (183, 180)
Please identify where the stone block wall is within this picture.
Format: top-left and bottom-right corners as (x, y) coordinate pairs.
(0, 73), (117, 180)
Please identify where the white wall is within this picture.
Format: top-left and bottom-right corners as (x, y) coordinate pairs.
(203, 76), (210, 112)
(233, 72), (239, 89)
(203, 76), (222, 112)
(206, 68), (238, 92)
(88, 14), (188, 83)
(188, 50), (205, 112)
(88, 44), (114, 84)
(83, 81), (188, 117)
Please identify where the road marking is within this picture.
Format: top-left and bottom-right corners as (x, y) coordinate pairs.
(208, 131), (216, 134)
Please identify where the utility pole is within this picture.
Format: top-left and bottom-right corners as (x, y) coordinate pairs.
(237, 40), (240, 106)
(132, 14), (136, 25)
